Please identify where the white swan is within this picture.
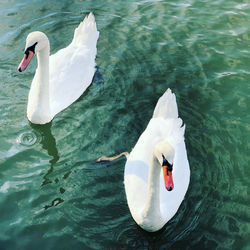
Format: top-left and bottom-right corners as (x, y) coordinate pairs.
(96, 89), (190, 232)
(124, 89), (190, 232)
(18, 12), (99, 124)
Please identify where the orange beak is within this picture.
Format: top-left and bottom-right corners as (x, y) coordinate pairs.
(163, 165), (174, 191)
(18, 51), (34, 72)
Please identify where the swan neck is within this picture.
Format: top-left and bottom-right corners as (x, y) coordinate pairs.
(27, 42), (51, 124)
(142, 154), (162, 219)
(36, 45), (50, 108)
(37, 45), (50, 82)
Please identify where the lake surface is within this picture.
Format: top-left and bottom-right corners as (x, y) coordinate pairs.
(0, 0), (249, 249)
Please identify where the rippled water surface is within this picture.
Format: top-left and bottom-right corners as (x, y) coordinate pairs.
(0, 0), (250, 249)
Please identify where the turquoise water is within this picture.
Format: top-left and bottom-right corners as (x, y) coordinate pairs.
(0, 0), (250, 249)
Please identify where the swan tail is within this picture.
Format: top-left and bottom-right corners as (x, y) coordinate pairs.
(152, 89), (186, 145)
(153, 88), (179, 119)
(72, 12), (99, 48)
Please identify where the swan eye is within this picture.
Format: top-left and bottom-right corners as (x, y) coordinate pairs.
(166, 164), (173, 176)
(24, 50), (29, 59)
(162, 154), (173, 175)
(25, 42), (38, 56)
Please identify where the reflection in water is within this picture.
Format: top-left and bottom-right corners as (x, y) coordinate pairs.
(44, 197), (64, 210)
(30, 122), (59, 166)
(30, 122), (64, 209)
(93, 65), (104, 85)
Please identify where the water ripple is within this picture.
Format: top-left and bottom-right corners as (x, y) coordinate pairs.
(17, 130), (41, 147)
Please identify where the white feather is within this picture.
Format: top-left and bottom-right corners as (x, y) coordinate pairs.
(22, 13), (99, 124)
(124, 88), (190, 232)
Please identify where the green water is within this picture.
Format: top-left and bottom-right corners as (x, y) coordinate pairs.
(0, 0), (249, 249)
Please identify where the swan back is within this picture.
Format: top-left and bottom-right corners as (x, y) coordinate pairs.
(49, 13), (99, 118)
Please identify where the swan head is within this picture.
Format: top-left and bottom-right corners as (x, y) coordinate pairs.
(162, 154), (174, 191)
(153, 141), (175, 191)
(18, 31), (49, 72)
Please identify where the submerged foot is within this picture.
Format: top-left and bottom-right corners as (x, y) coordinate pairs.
(96, 152), (129, 162)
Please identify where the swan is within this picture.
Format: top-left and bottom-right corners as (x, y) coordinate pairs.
(18, 13), (99, 124)
(97, 88), (190, 232)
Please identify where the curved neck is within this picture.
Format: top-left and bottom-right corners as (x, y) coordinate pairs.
(28, 43), (51, 124)
(141, 140), (174, 228)
(142, 154), (162, 221)
(36, 45), (50, 102)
